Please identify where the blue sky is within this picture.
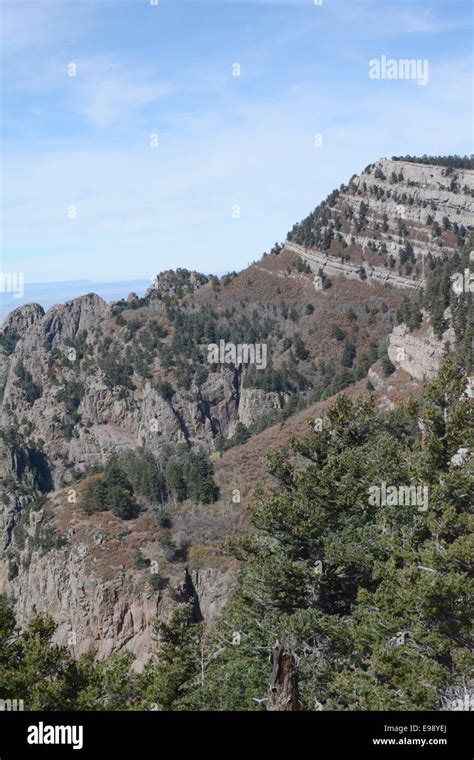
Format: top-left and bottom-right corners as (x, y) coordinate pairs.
(1, 0), (472, 283)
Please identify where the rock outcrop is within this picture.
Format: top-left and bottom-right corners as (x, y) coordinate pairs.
(287, 241), (422, 290)
(286, 157), (473, 289)
(1, 302), (45, 344)
(388, 311), (455, 381)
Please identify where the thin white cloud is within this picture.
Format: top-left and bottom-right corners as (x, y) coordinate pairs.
(0, 0), (89, 54)
(329, 0), (469, 38)
(3, 52), (471, 281)
(73, 58), (170, 128)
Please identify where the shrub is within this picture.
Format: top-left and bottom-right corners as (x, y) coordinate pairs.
(293, 334), (309, 361)
(381, 352), (396, 376)
(155, 380), (175, 402)
(15, 361), (42, 404)
(341, 341), (356, 368)
(133, 549), (151, 569)
(332, 325), (346, 342)
(81, 458), (138, 519)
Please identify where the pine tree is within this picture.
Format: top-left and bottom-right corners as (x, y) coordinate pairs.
(182, 360), (472, 710)
(138, 603), (202, 710)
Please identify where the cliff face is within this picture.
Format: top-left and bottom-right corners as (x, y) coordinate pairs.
(0, 287), (291, 662)
(0, 295), (263, 494)
(286, 241), (422, 290)
(1, 157), (471, 666)
(0, 487), (240, 669)
(388, 310), (456, 381)
(286, 157), (473, 286)
(351, 159), (473, 232)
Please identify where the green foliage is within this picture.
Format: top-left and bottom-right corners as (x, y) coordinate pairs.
(85, 446), (220, 510)
(286, 190), (338, 249)
(341, 340), (356, 368)
(117, 448), (167, 505)
(243, 362), (310, 393)
(391, 154), (474, 170)
(397, 294), (423, 332)
(56, 381), (85, 439)
(179, 359), (473, 710)
(0, 332), (18, 356)
(0, 602), (81, 709)
(75, 650), (139, 710)
(137, 603), (202, 710)
(332, 325), (346, 342)
(133, 548), (151, 569)
(155, 380), (175, 401)
(3, 364), (470, 713)
(99, 353), (135, 390)
(221, 422), (251, 450)
(422, 247), (472, 368)
(0, 598), (140, 710)
(294, 260), (311, 274)
(15, 361), (42, 404)
(381, 352), (396, 376)
(161, 446), (219, 505)
(321, 271), (333, 289)
(81, 457), (138, 519)
(293, 334), (309, 361)
(399, 241), (415, 274)
(165, 302), (275, 362)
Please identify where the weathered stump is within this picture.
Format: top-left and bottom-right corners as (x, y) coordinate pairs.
(267, 640), (299, 711)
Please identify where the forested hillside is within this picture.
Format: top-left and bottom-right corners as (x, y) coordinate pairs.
(1, 356), (471, 711)
(0, 157), (472, 710)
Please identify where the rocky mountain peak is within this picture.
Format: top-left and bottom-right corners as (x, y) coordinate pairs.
(0, 156), (471, 668)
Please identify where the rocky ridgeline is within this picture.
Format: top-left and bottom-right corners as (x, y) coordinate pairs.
(0, 294), (284, 496)
(287, 158), (474, 285)
(0, 287), (281, 658)
(352, 159), (473, 235)
(0, 157), (470, 663)
(286, 241), (422, 290)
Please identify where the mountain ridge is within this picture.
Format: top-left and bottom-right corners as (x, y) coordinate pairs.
(0, 156), (472, 664)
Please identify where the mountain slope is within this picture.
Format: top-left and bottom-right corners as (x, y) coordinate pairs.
(0, 156), (472, 662)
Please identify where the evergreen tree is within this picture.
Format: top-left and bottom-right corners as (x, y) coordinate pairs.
(138, 603), (202, 710)
(181, 359), (473, 711)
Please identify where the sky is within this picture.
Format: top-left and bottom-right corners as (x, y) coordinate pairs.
(0, 0), (472, 284)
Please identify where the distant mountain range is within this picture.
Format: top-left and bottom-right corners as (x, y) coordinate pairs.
(0, 279), (151, 323)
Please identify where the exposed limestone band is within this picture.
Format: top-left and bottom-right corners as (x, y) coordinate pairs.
(286, 241), (423, 290)
(207, 340), (267, 370)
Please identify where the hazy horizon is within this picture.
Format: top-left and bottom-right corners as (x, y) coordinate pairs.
(0, 277), (152, 323)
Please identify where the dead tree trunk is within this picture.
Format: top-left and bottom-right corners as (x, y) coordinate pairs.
(267, 640), (299, 711)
